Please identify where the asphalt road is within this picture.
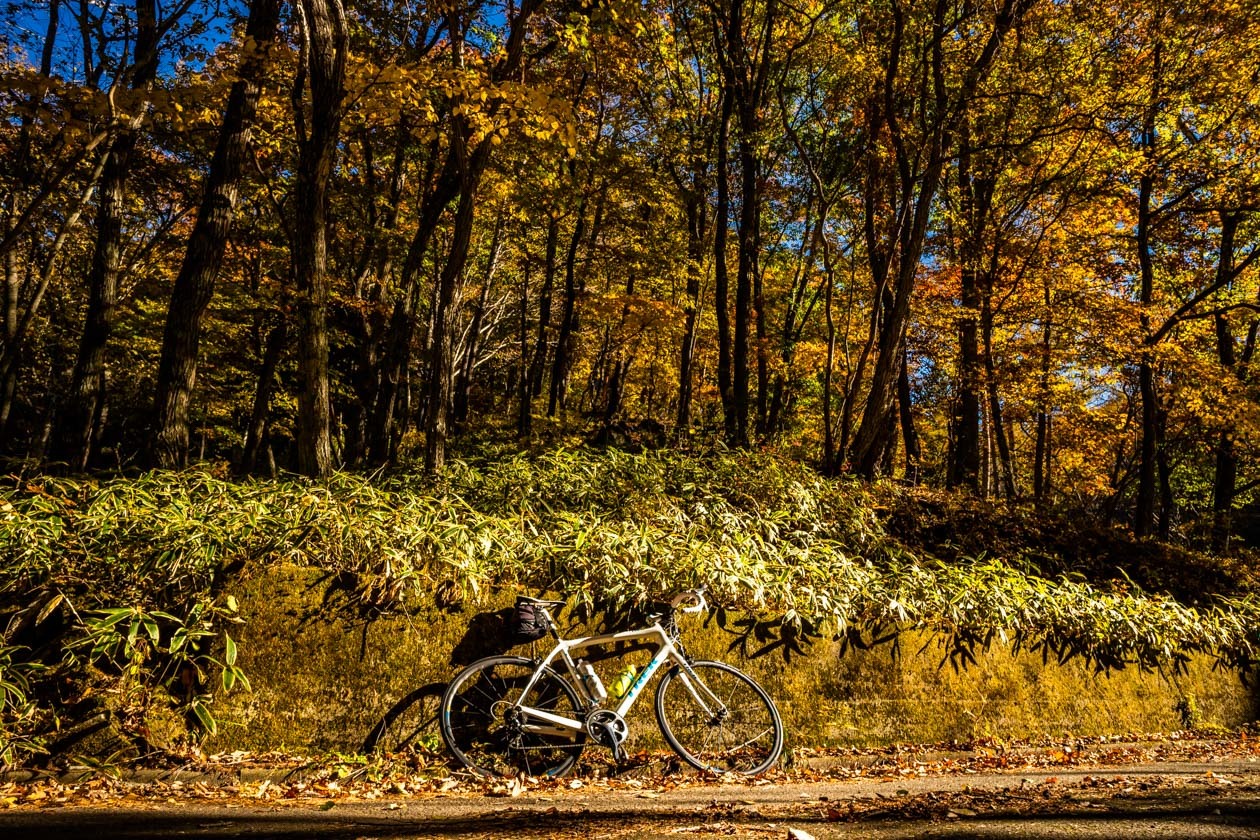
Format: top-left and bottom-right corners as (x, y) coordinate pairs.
(2, 761), (1259, 839)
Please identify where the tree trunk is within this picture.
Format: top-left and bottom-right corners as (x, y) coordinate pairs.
(1156, 413), (1173, 540)
(1210, 214), (1243, 550)
(1133, 41), (1162, 537)
(1, 248), (18, 437)
(423, 156), (486, 474)
(982, 277), (1016, 499)
(549, 190), (604, 419)
(898, 348), (921, 483)
(726, 0), (777, 449)
(423, 11), (498, 475)
(52, 0), (159, 470)
(516, 260), (532, 438)
(239, 321), (287, 474)
(151, 0), (281, 468)
(369, 0), (541, 464)
(600, 270), (637, 438)
(365, 151), (459, 464)
(528, 213), (559, 398)
(821, 241), (837, 473)
(713, 86), (735, 444)
(549, 196), (588, 417)
(0, 142), (112, 431)
(291, 0), (347, 478)
(675, 184), (705, 438)
(0, 0), (59, 441)
(453, 207), (503, 426)
(949, 127), (986, 491)
(1033, 278), (1053, 506)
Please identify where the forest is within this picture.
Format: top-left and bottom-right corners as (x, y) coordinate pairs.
(6, 0), (1260, 769)
(2, 0), (1260, 543)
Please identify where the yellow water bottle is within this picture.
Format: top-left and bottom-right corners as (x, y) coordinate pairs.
(611, 664), (637, 699)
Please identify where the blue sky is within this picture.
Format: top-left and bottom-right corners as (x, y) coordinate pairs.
(3, 0), (245, 84)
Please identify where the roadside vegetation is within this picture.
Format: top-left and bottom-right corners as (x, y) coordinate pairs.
(3, 448), (1258, 767)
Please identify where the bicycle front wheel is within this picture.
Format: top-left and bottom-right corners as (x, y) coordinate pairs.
(439, 655), (585, 778)
(654, 660), (783, 775)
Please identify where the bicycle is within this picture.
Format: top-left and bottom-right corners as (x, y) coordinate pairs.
(438, 588), (784, 779)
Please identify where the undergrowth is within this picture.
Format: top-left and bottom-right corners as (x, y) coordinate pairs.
(1, 448), (1258, 766)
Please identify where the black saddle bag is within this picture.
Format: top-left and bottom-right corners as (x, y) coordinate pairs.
(511, 598), (548, 643)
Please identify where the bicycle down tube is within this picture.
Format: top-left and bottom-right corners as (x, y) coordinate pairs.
(512, 623), (687, 735)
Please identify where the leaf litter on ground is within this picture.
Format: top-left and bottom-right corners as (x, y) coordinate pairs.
(1, 729), (1259, 814)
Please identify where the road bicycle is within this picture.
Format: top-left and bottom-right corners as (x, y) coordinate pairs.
(438, 588), (784, 778)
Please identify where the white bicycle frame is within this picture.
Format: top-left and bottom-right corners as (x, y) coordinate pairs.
(512, 606), (719, 739)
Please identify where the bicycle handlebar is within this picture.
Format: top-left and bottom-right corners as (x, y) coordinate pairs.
(669, 587), (707, 615)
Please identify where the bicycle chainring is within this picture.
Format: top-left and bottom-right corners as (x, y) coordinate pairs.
(585, 710), (628, 748)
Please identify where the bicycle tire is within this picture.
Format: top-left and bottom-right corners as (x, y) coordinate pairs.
(439, 655), (586, 778)
(654, 659), (783, 775)
(362, 681), (446, 755)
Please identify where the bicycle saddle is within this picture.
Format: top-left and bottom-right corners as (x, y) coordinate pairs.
(517, 595), (566, 608)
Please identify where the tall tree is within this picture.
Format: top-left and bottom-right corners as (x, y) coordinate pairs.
(714, 0), (780, 446)
(150, 0), (282, 468)
(848, 0), (1033, 477)
(423, 0), (545, 473)
(50, 0), (162, 470)
(291, 0), (349, 477)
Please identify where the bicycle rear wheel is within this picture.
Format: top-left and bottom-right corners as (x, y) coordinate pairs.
(362, 681), (445, 755)
(439, 655), (585, 778)
(654, 660), (783, 775)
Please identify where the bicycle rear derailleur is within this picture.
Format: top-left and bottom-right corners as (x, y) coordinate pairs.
(585, 710), (629, 760)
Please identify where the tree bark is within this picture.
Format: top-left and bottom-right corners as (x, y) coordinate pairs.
(675, 183), (706, 438)
(423, 166), (482, 474)
(1210, 213), (1244, 550)
(549, 194), (589, 418)
(1131, 32), (1169, 536)
(898, 348), (920, 482)
(151, 0), (281, 468)
(366, 152), (458, 464)
(452, 210), (502, 427)
(713, 85), (735, 443)
(982, 272), (1016, 499)
(239, 321), (287, 474)
(1134, 127), (1158, 533)
(549, 189), (604, 419)
(291, 0), (348, 477)
(724, 0), (777, 448)
(948, 125), (988, 491)
(1033, 276), (1053, 506)
(528, 213), (559, 399)
(1, 247), (18, 437)
(821, 237), (837, 473)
